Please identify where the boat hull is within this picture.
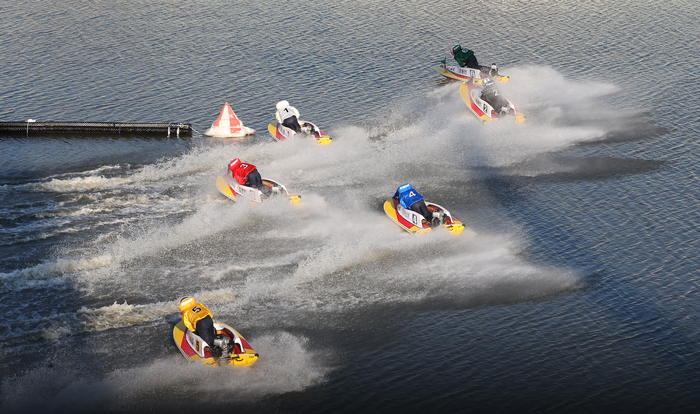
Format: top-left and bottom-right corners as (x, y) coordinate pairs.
(383, 198), (465, 235)
(216, 176), (300, 206)
(173, 320), (258, 367)
(268, 121), (331, 145)
(459, 81), (525, 123)
(436, 63), (509, 83)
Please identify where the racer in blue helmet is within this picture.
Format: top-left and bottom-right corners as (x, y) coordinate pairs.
(393, 184), (434, 226)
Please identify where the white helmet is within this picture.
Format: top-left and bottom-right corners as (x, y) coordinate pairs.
(276, 100), (290, 111)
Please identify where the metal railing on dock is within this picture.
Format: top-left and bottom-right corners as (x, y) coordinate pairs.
(0, 121), (193, 137)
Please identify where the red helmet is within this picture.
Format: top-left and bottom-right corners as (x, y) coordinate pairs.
(229, 158), (241, 171)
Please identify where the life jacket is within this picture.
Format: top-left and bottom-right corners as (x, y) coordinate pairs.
(394, 183), (424, 209)
(451, 45), (476, 68)
(229, 158), (258, 185)
(181, 301), (214, 333)
(275, 105), (300, 123)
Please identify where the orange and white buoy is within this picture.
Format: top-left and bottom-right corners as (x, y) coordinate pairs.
(204, 102), (255, 138)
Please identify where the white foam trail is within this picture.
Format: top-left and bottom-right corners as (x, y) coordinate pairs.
(0, 67), (597, 414)
(232, 224), (581, 325)
(28, 146), (224, 193)
(0, 255), (113, 288)
(0, 288), (240, 344)
(1, 332), (327, 413)
(9, 65), (602, 314)
(416, 71), (618, 168)
(78, 288), (238, 333)
(32, 175), (133, 192)
(506, 65), (619, 105)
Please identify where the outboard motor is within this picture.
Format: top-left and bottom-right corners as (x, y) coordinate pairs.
(431, 211), (445, 227)
(213, 335), (230, 355)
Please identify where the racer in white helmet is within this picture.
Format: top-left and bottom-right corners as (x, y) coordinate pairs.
(275, 100), (302, 133)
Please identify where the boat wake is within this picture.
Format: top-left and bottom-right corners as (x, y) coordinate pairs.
(2, 65), (653, 409)
(1, 332), (328, 413)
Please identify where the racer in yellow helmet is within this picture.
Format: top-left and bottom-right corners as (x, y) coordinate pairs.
(179, 297), (221, 358)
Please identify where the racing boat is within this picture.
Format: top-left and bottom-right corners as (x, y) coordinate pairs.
(173, 320), (258, 367)
(268, 120), (332, 145)
(436, 59), (510, 83)
(383, 198), (465, 235)
(216, 174), (301, 206)
(459, 79), (525, 124)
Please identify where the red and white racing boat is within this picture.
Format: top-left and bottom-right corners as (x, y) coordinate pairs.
(383, 197), (465, 235)
(268, 120), (332, 145)
(436, 60), (510, 83)
(459, 79), (525, 124)
(173, 320), (258, 367)
(216, 174), (301, 205)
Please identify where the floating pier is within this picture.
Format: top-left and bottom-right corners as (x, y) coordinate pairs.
(0, 121), (193, 137)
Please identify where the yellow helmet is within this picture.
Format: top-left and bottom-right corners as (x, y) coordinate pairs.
(179, 296), (195, 312)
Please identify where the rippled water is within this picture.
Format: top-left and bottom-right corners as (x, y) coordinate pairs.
(2, 0), (700, 412)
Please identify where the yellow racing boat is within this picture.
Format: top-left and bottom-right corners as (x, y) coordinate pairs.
(268, 120), (331, 145)
(173, 320), (258, 367)
(384, 198), (465, 235)
(216, 175), (301, 206)
(436, 60), (509, 83)
(459, 79), (525, 124)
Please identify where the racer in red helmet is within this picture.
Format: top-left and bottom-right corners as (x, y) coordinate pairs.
(228, 158), (270, 195)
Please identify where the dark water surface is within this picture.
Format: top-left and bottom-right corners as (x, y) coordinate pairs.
(2, 0), (700, 412)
